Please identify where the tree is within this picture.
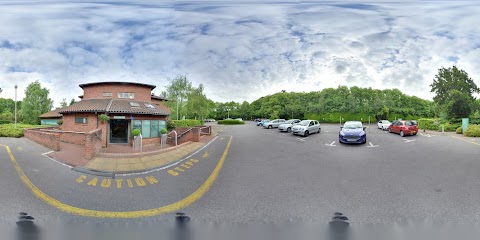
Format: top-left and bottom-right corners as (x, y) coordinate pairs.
(430, 66), (479, 118)
(164, 75), (192, 120)
(19, 81), (53, 124)
(69, 98), (76, 106)
(60, 98), (68, 108)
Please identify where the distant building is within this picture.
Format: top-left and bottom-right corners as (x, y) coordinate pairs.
(39, 107), (65, 125)
(40, 82), (170, 147)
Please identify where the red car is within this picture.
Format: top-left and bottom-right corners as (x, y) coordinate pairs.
(388, 120), (418, 137)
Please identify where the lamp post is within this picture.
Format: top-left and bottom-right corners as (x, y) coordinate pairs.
(227, 108), (230, 119)
(14, 85), (17, 128)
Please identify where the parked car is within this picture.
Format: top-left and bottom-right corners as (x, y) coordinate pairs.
(235, 118), (243, 121)
(388, 120), (418, 137)
(339, 121), (367, 144)
(411, 120), (418, 126)
(291, 120), (321, 137)
(205, 119), (216, 122)
(263, 119), (286, 129)
(278, 119), (301, 133)
(254, 118), (261, 122)
(377, 120), (391, 130)
(257, 119), (269, 126)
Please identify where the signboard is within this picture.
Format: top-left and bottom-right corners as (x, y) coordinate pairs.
(113, 116), (126, 119)
(462, 118), (469, 133)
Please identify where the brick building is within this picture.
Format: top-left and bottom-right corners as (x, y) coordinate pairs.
(54, 82), (170, 147)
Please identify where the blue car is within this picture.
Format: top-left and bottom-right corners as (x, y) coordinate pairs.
(339, 121), (367, 144)
(257, 119), (270, 126)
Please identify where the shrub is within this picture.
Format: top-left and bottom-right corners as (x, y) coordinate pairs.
(465, 124), (480, 137)
(57, 120), (63, 125)
(160, 128), (167, 134)
(167, 120), (176, 131)
(132, 128), (141, 137)
(98, 114), (110, 122)
(172, 119), (204, 127)
(217, 119), (245, 125)
(418, 118), (440, 131)
(456, 127), (462, 134)
(0, 124), (47, 138)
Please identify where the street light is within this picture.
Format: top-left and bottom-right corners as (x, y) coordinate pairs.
(226, 108), (230, 119)
(15, 85), (17, 128)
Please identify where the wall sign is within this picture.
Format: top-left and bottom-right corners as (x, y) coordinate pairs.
(113, 116), (126, 119)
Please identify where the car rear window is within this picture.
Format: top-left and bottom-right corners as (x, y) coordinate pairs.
(405, 121), (413, 126)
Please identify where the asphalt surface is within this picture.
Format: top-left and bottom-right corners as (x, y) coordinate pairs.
(2, 122), (480, 226)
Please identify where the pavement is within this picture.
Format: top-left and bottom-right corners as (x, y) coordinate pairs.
(2, 121), (480, 228)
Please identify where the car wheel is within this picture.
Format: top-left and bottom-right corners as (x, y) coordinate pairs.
(317, 128), (321, 133)
(363, 137), (367, 144)
(268, 125), (272, 129)
(304, 131), (309, 137)
(287, 127), (291, 133)
(388, 128), (391, 133)
(400, 130), (405, 137)
(413, 132), (417, 135)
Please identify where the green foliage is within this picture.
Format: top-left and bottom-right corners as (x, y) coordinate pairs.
(56, 120), (63, 125)
(418, 118), (461, 131)
(430, 66), (479, 119)
(166, 120), (176, 131)
(160, 128), (167, 134)
(132, 128), (141, 137)
(0, 110), (14, 124)
(97, 114), (110, 122)
(465, 124), (480, 137)
(69, 98), (76, 106)
(19, 81), (54, 125)
(0, 124), (46, 138)
(456, 127), (463, 134)
(217, 119), (245, 125)
(172, 119), (203, 127)
(60, 98), (68, 108)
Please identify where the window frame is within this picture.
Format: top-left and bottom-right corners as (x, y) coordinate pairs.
(118, 92), (135, 99)
(103, 92), (112, 97)
(75, 116), (88, 124)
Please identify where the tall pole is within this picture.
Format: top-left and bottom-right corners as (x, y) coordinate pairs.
(176, 93), (179, 120)
(14, 85), (17, 128)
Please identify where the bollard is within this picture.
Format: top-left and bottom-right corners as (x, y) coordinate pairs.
(329, 212), (349, 240)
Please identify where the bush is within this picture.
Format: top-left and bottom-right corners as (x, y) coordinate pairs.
(172, 119), (204, 127)
(167, 120), (176, 131)
(418, 118), (440, 131)
(465, 124), (480, 137)
(132, 128), (141, 137)
(217, 119), (245, 125)
(57, 120), (63, 125)
(160, 128), (167, 134)
(98, 114), (109, 122)
(0, 124), (46, 138)
(456, 127), (463, 134)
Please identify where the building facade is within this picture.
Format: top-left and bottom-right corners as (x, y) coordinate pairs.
(57, 82), (170, 147)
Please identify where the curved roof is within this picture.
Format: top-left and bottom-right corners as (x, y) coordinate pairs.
(59, 99), (170, 116)
(79, 81), (156, 90)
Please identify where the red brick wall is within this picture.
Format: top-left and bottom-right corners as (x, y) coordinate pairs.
(24, 128), (60, 151)
(59, 131), (86, 145)
(166, 127), (202, 145)
(142, 137), (160, 146)
(62, 113), (99, 132)
(151, 99), (170, 113)
(82, 84), (152, 101)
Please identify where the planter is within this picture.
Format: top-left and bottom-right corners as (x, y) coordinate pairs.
(161, 134), (167, 145)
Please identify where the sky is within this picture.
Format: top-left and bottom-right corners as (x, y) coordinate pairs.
(1, 0), (480, 107)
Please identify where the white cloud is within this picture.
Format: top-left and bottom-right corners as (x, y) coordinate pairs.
(0, 1), (480, 106)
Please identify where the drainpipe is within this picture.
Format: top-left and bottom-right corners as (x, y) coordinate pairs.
(95, 112), (98, 128)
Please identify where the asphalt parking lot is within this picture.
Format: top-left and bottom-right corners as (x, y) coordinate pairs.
(2, 121), (480, 225)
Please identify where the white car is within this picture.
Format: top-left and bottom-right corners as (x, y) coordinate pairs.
(292, 120), (321, 137)
(278, 119), (301, 133)
(377, 120), (391, 130)
(263, 119), (286, 129)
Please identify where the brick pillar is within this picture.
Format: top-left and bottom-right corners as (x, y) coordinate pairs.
(84, 132), (93, 160)
(192, 127), (200, 142)
(54, 133), (61, 151)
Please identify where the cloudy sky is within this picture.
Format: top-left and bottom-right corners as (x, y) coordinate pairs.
(1, 0), (480, 107)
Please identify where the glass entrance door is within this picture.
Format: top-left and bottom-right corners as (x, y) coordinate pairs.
(110, 119), (128, 143)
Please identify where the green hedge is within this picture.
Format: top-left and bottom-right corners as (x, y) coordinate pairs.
(465, 124), (480, 137)
(172, 119), (204, 127)
(305, 112), (421, 123)
(456, 127), (462, 134)
(0, 124), (47, 138)
(217, 120), (245, 125)
(418, 118), (462, 132)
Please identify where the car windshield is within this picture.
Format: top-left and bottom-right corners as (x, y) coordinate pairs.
(298, 120), (310, 126)
(343, 122), (363, 129)
(285, 120), (297, 124)
(383, 121), (391, 124)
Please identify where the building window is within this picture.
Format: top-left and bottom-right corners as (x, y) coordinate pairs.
(75, 117), (88, 124)
(103, 92), (112, 97)
(129, 102), (140, 107)
(144, 103), (156, 109)
(118, 92), (135, 99)
(132, 120), (166, 138)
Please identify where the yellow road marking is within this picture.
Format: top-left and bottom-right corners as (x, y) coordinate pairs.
(116, 179), (123, 189)
(202, 151), (209, 158)
(87, 178), (98, 186)
(0, 136), (232, 218)
(127, 179), (133, 188)
(450, 135), (480, 146)
(135, 178), (146, 187)
(145, 176), (158, 184)
(101, 179), (111, 188)
(76, 175), (86, 183)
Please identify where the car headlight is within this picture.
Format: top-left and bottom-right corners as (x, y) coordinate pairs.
(340, 131), (345, 136)
(359, 131), (365, 136)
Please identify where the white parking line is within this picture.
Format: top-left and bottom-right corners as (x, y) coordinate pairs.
(367, 142), (379, 147)
(325, 141), (336, 146)
(296, 137), (308, 142)
(404, 138), (416, 143)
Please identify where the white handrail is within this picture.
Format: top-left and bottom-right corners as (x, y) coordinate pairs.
(171, 130), (178, 150)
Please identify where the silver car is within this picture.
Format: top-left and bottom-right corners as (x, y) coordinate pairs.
(263, 119), (286, 129)
(292, 120), (321, 137)
(278, 119), (301, 133)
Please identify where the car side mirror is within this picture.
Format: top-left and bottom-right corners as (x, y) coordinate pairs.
(363, 127), (366, 131)
(340, 126), (343, 129)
